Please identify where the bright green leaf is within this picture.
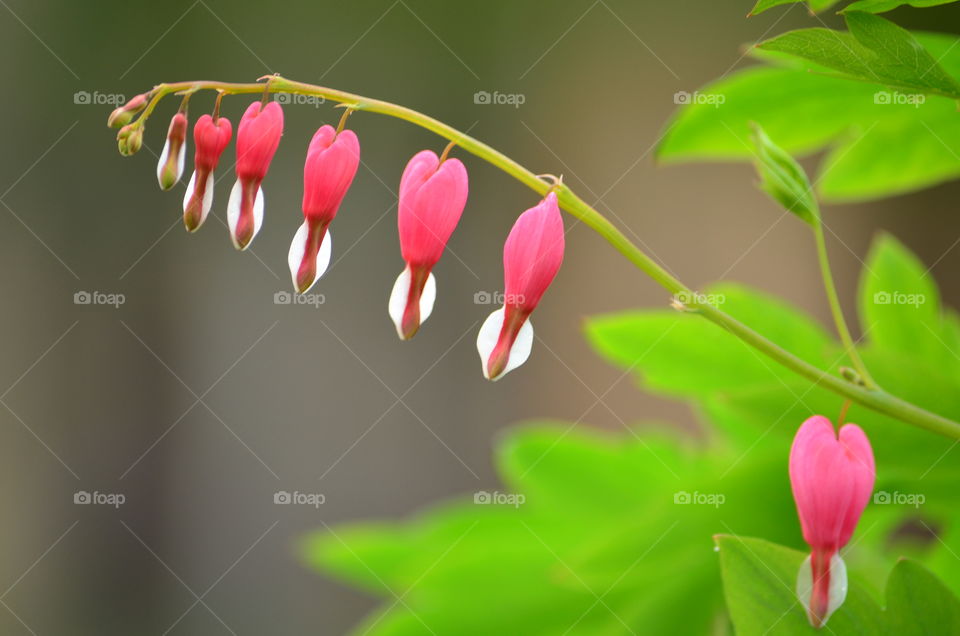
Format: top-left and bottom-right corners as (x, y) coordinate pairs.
(844, 0), (960, 12)
(750, 124), (819, 224)
(750, 0), (842, 16)
(757, 13), (960, 99)
(718, 536), (960, 634)
(658, 33), (960, 201)
(885, 558), (960, 633)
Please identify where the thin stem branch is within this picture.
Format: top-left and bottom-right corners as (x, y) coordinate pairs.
(812, 221), (876, 389)
(123, 77), (960, 439)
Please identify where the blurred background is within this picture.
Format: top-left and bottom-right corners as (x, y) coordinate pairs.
(1, 0), (959, 633)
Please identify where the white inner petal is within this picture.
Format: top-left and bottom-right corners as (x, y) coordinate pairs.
(388, 267), (437, 339)
(156, 139), (171, 189)
(181, 171), (215, 231)
(226, 180), (265, 250)
(796, 552), (848, 628)
(476, 307), (534, 381)
(287, 221), (333, 293)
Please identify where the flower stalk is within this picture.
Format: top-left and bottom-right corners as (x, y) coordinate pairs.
(116, 76), (960, 439)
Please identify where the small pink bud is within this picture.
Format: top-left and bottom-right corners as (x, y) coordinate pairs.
(287, 125), (360, 294)
(790, 415), (875, 628)
(156, 112), (188, 191)
(476, 192), (564, 380)
(227, 101), (284, 250)
(107, 93), (148, 128)
(182, 114), (233, 232)
(388, 149), (468, 339)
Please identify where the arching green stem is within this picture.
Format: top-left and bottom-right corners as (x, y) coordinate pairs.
(124, 77), (960, 439)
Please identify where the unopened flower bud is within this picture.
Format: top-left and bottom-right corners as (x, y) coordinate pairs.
(117, 125), (143, 157)
(157, 112), (188, 191)
(107, 93), (148, 128)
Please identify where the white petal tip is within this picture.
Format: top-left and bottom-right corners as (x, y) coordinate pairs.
(388, 266), (437, 340)
(476, 308), (534, 381)
(287, 221), (332, 293)
(226, 179), (264, 251)
(182, 171), (214, 232)
(797, 553), (847, 628)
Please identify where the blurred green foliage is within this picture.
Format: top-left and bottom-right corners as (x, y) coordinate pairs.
(302, 5), (960, 633)
(303, 235), (960, 634)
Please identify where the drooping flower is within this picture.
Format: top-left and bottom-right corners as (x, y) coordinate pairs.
(227, 100), (284, 250)
(156, 111), (188, 191)
(182, 114), (232, 232)
(287, 125), (360, 293)
(476, 191), (564, 380)
(388, 149), (468, 339)
(789, 415), (875, 629)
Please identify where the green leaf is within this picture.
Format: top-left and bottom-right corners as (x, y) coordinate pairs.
(844, 0), (960, 12)
(750, 124), (819, 224)
(717, 535), (885, 634)
(718, 536), (960, 634)
(584, 282), (836, 398)
(750, 0), (842, 16)
(657, 32), (960, 201)
(885, 558), (960, 633)
(757, 13), (960, 99)
(857, 232), (950, 367)
(304, 424), (801, 635)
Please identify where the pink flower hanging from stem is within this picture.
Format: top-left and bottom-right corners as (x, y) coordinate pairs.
(388, 144), (468, 339)
(227, 100), (284, 250)
(182, 111), (232, 232)
(477, 191), (565, 380)
(288, 122), (360, 293)
(789, 415), (875, 628)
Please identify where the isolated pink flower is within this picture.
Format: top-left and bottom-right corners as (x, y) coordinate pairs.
(156, 111), (188, 191)
(477, 191), (564, 380)
(182, 114), (232, 232)
(227, 100), (284, 250)
(789, 415), (875, 628)
(287, 125), (360, 293)
(388, 149), (468, 339)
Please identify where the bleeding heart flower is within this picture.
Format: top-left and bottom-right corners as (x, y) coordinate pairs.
(227, 100), (284, 250)
(477, 191), (564, 380)
(182, 114), (232, 232)
(287, 125), (360, 293)
(388, 149), (468, 339)
(157, 111), (188, 191)
(789, 415), (875, 629)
